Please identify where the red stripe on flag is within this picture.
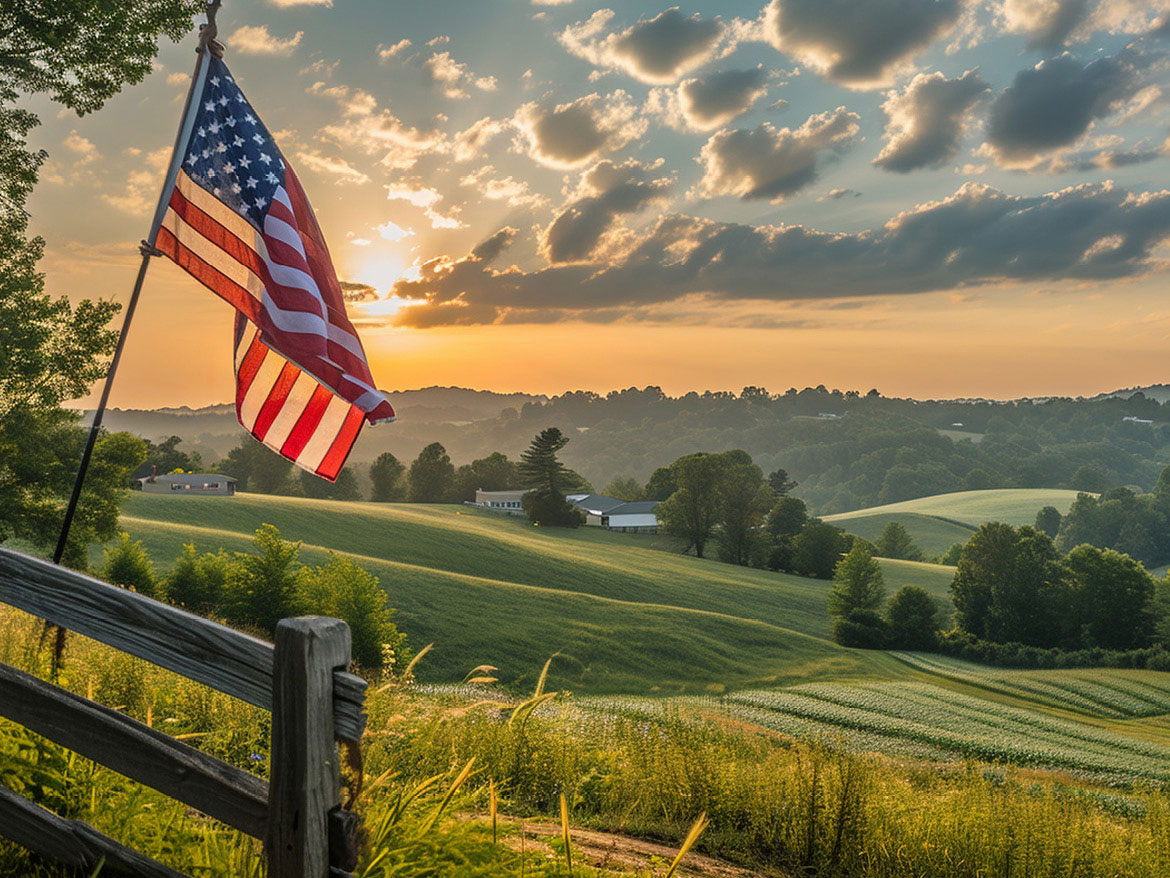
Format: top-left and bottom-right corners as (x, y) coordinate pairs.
(252, 363), (301, 441)
(280, 385), (334, 461)
(315, 406), (365, 481)
(234, 335), (268, 417)
(156, 227), (263, 324)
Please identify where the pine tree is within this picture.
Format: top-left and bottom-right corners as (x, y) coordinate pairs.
(519, 428), (581, 526)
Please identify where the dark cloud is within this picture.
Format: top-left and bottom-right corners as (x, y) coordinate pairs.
(983, 52), (1142, 167)
(696, 108), (860, 202)
(389, 181), (1170, 324)
(560, 7), (729, 84)
(513, 92), (645, 168)
(339, 281), (377, 303)
(678, 67), (770, 129)
(543, 159), (674, 263)
(764, 0), (963, 87)
(471, 227), (518, 263)
(999, 0), (1093, 49)
(824, 187), (862, 199)
(874, 69), (990, 172)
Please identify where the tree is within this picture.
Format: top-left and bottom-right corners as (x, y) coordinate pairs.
(135, 435), (203, 480)
(832, 609), (890, 649)
(221, 524), (302, 635)
(716, 458), (773, 566)
(1072, 465), (1109, 493)
(767, 468), (798, 496)
(453, 451), (519, 502)
(1034, 505), (1061, 538)
(887, 585), (939, 650)
(874, 521), (924, 561)
(644, 466), (676, 500)
(296, 554), (408, 670)
(408, 442), (455, 502)
(299, 466), (360, 500)
(766, 496), (808, 538)
(519, 428), (582, 526)
(1065, 544), (1154, 650)
(936, 542), (964, 566)
(603, 476), (644, 501)
(656, 453), (724, 557)
(164, 543), (226, 614)
(790, 519), (849, 579)
(102, 533), (158, 599)
(828, 542), (885, 618)
(369, 452), (406, 501)
(217, 436), (292, 494)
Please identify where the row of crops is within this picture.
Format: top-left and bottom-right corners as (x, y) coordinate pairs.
(892, 652), (1170, 717)
(579, 682), (1170, 784)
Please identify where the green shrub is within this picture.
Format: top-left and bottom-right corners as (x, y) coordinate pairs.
(221, 524), (302, 635)
(832, 609), (890, 649)
(296, 554), (409, 670)
(886, 585), (939, 650)
(102, 533), (159, 599)
(165, 543), (227, 614)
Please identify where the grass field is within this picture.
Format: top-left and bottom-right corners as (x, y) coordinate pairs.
(824, 488), (1086, 557)
(110, 493), (925, 693)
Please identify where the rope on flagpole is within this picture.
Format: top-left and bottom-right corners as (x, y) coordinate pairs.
(48, 0), (225, 674)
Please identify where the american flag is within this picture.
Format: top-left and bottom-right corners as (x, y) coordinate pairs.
(155, 54), (394, 480)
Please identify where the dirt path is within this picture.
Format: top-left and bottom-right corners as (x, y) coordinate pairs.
(503, 817), (775, 877)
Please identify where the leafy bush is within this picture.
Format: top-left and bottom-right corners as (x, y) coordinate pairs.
(296, 554), (409, 670)
(164, 543), (227, 613)
(102, 533), (158, 599)
(831, 609), (890, 649)
(220, 524), (302, 635)
(886, 585), (939, 650)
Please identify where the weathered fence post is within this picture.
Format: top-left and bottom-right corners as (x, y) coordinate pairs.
(267, 617), (351, 877)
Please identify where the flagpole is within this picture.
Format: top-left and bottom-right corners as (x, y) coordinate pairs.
(51, 1), (222, 570)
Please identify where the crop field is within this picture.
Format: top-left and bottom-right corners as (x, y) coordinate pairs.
(719, 683), (1170, 783)
(892, 652), (1170, 718)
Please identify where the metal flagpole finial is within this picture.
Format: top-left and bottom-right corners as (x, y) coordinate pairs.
(199, 1), (224, 58)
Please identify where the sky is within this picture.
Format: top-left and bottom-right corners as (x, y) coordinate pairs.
(22, 0), (1170, 407)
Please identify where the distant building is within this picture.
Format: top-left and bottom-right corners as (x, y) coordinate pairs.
(568, 494), (660, 532)
(471, 489), (527, 515)
(1123, 416), (1154, 425)
(816, 412), (842, 420)
(135, 473), (236, 495)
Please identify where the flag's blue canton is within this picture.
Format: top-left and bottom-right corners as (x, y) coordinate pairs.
(182, 56), (285, 231)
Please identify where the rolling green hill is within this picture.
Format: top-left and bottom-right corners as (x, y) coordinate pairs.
(111, 493), (934, 693)
(824, 488), (1086, 557)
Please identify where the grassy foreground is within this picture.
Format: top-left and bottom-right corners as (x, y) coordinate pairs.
(5, 605), (1170, 878)
(108, 493), (956, 693)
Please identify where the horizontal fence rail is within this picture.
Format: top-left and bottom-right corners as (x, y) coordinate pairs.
(0, 547), (367, 739)
(0, 662), (269, 838)
(0, 547), (366, 877)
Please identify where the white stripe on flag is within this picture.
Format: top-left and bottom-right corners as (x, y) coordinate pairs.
(297, 395), (353, 472)
(262, 371), (319, 449)
(238, 348), (286, 431)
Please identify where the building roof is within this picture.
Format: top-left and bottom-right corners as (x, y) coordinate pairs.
(137, 473), (235, 485)
(605, 501), (660, 516)
(569, 494), (626, 514)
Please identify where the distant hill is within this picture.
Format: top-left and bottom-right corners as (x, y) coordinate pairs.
(1091, 385), (1170, 404)
(825, 488), (1086, 557)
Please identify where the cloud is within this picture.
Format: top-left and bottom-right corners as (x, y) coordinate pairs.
(874, 69), (990, 172)
(295, 150), (370, 183)
(102, 147), (169, 213)
(694, 107), (860, 202)
(377, 220), (414, 242)
(762, 0), (963, 88)
(386, 183), (466, 229)
(460, 165), (548, 208)
(559, 7), (733, 84)
(166, 71), (189, 88)
(63, 131), (99, 163)
(339, 281), (377, 303)
(387, 180), (1170, 325)
(422, 51), (498, 99)
(232, 25), (304, 56)
(308, 82), (443, 169)
(646, 66), (770, 130)
(543, 158), (674, 262)
(998, 0), (1170, 46)
(821, 187), (862, 199)
(269, 0), (332, 6)
(378, 39), (412, 60)
(452, 117), (509, 162)
(513, 91), (646, 168)
(981, 52), (1143, 168)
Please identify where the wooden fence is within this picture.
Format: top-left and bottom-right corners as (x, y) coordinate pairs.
(0, 546), (366, 877)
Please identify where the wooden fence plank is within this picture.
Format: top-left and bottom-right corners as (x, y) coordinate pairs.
(0, 548), (366, 740)
(268, 617), (351, 878)
(0, 784), (192, 878)
(0, 661), (269, 838)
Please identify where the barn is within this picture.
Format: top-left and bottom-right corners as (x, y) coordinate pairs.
(135, 474), (237, 495)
